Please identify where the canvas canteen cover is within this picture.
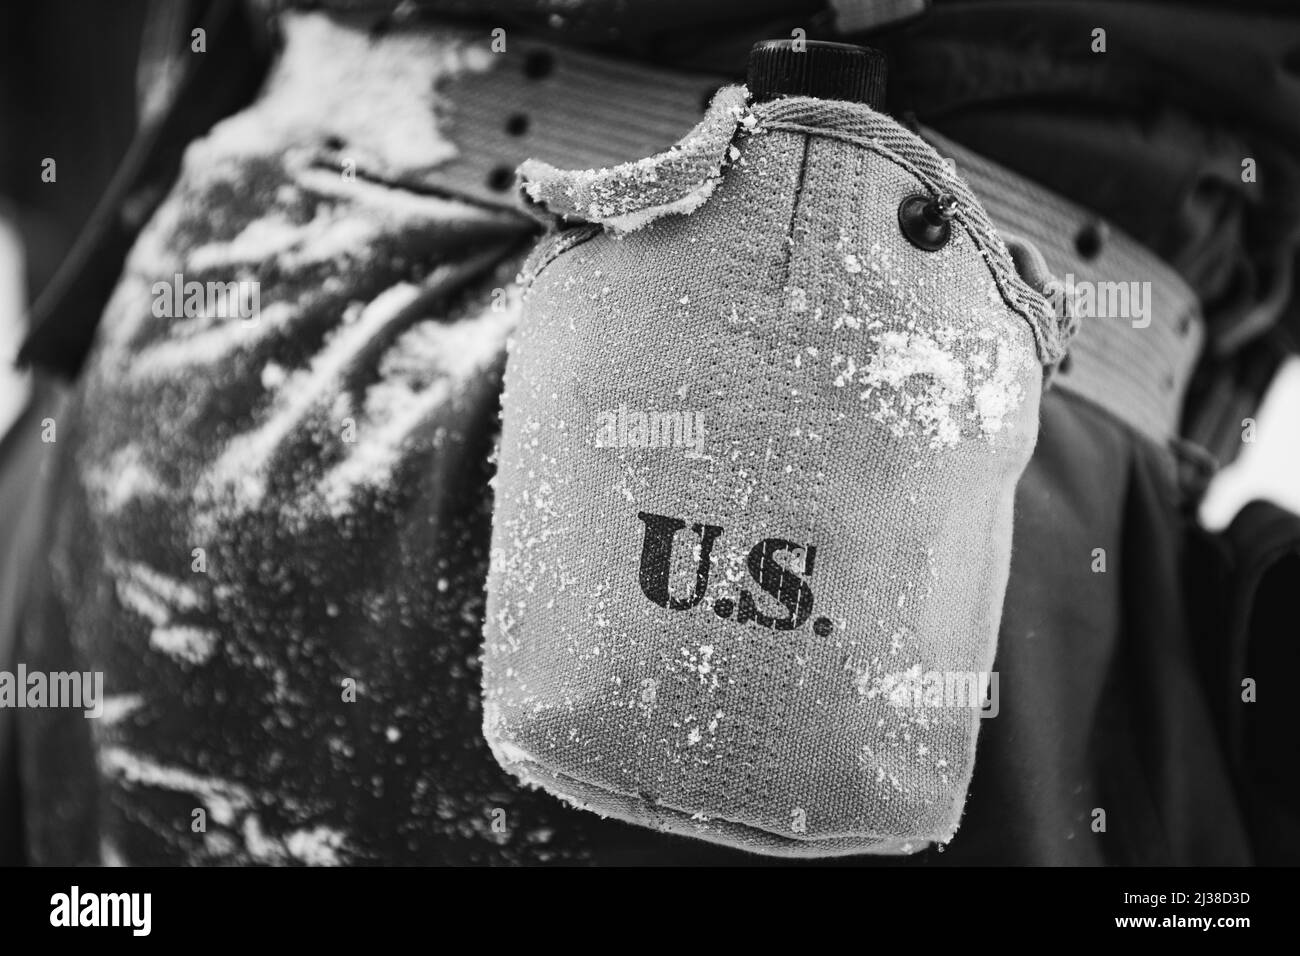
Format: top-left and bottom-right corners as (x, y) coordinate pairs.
(482, 42), (1075, 857)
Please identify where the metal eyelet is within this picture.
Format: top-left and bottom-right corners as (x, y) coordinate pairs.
(898, 192), (957, 251)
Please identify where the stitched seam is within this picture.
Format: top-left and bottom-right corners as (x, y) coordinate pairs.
(519, 224), (602, 290)
(778, 135), (811, 290)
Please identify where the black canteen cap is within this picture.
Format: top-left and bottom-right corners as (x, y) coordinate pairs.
(746, 39), (887, 109)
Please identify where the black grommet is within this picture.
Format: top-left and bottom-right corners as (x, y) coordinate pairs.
(1075, 221), (1107, 260)
(898, 193), (957, 251)
(524, 50), (555, 79)
(324, 134), (345, 151)
(505, 114), (529, 136)
(1058, 352), (1073, 374)
(487, 166), (514, 191)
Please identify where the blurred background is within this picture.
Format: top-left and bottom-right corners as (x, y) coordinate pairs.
(1, 0), (148, 431)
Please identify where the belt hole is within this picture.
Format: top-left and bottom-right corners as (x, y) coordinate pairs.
(1074, 221), (1107, 260)
(524, 50), (555, 80)
(487, 166), (514, 192)
(505, 114), (530, 136)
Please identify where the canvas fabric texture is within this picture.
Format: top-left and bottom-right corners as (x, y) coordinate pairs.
(482, 89), (1075, 855)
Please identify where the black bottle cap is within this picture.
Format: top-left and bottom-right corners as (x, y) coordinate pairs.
(747, 40), (887, 109)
